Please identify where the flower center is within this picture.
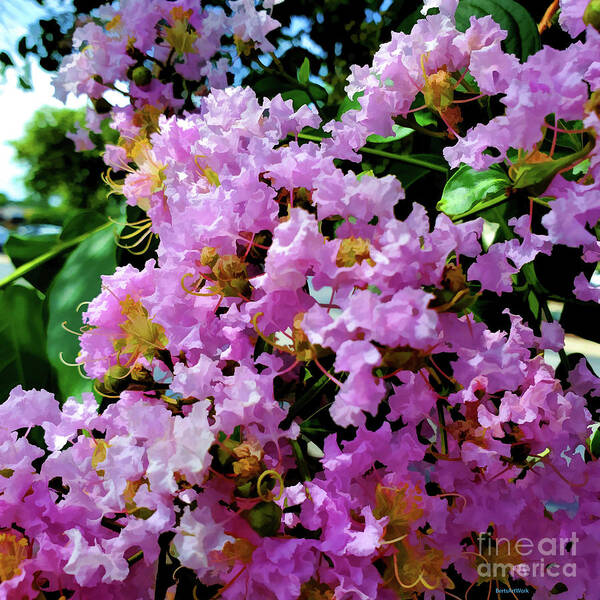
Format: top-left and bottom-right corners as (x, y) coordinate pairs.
(0, 532), (29, 583)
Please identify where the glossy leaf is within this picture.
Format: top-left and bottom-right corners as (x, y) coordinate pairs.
(437, 164), (510, 218)
(367, 124), (413, 144)
(3, 211), (106, 293)
(298, 57), (310, 86)
(336, 91), (363, 120)
(60, 210), (107, 241)
(510, 139), (594, 196)
(455, 0), (541, 61)
(4, 233), (60, 292)
(0, 285), (53, 402)
(307, 82), (328, 102)
(281, 89), (312, 110)
(45, 226), (118, 400)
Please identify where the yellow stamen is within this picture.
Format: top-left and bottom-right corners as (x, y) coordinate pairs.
(92, 439), (110, 469)
(194, 155), (220, 187)
(58, 352), (82, 367)
(101, 168), (125, 197)
(108, 216), (152, 229)
(256, 469), (285, 501)
(116, 229), (155, 254)
(93, 382), (121, 399)
(61, 321), (84, 337)
(392, 555), (437, 591)
(181, 273), (217, 297)
(0, 532), (29, 582)
(117, 221), (152, 241)
(106, 14), (122, 31)
(381, 534), (408, 545)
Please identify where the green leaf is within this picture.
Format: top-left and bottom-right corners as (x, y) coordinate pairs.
(45, 226), (118, 400)
(438, 164), (511, 218)
(553, 119), (585, 152)
(60, 210), (107, 241)
(3, 211), (106, 293)
(367, 124), (413, 144)
(4, 233), (60, 292)
(357, 169), (374, 180)
(454, 70), (480, 94)
(336, 91), (363, 120)
(18, 76), (33, 90)
(511, 139), (594, 196)
(572, 158), (590, 177)
(0, 285), (53, 402)
(281, 89), (312, 110)
(307, 82), (328, 102)
(254, 75), (295, 97)
(527, 289), (540, 320)
(455, 0), (541, 61)
(298, 57), (310, 86)
(246, 501), (282, 537)
(414, 109), (437, 127)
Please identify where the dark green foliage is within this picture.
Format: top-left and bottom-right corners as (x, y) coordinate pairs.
(455, 0), (541, 61)
(0, 285), (55, 400)
(45, 222), (118, 401)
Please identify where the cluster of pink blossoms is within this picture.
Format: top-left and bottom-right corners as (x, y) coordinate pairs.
(54, 0), (282, 149)
(2, 0), (600, 598)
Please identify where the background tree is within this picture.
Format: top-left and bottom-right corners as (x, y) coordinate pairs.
(10, 105), (115, 221)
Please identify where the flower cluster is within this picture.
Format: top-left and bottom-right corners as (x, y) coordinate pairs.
(53, 0), (281, 147)
(2, 0), (600, 598)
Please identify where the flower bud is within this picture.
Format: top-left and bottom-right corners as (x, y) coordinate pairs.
(132, 65), (152, 87)
(102, 364), (131, 394)
(584, 0), (600, 30)
(200, 247), (219, 268)
(245, 501), (282, 537)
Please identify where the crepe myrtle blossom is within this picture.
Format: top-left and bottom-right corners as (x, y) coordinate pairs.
(1, 0), (600, 598)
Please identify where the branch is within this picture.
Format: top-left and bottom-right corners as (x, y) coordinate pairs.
(289, 132), (448, 173)
(395, 115), (448, 140)
(0, 221), (113, 290)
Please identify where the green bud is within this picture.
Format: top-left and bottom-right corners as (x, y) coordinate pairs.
(511, 138), (594, 196)
(235, 481), (253, 497)
(584, 0), (600, 30)
(102, 364), (131, 394)
(245, 501), (282, 537)
(217, 438), (239, 466)
(132, 65), (152, 87)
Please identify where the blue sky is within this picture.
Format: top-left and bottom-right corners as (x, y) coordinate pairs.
(0, 0), (84, 201)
